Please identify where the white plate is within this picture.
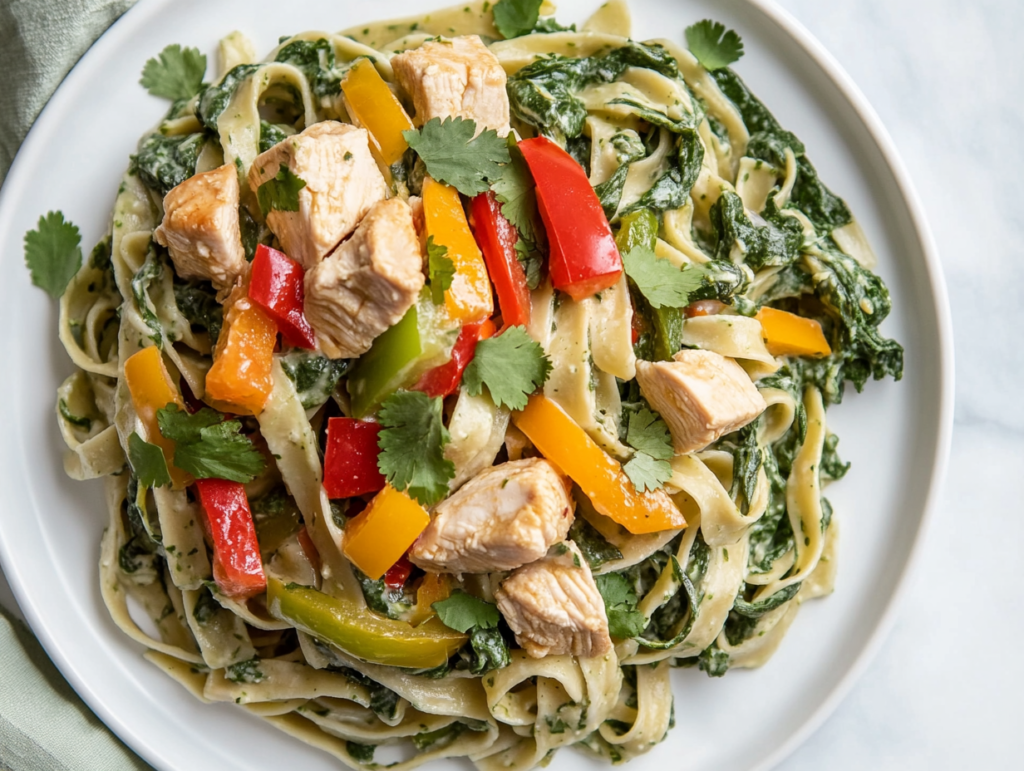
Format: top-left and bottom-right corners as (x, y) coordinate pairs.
(0, 0), (952, 769)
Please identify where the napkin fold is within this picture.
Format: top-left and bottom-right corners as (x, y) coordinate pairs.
(1, 3), (153, 768)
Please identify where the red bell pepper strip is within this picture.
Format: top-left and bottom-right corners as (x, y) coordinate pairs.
(248, 244), (316, 350)
(384, 555), (414, 590)
(411, 319), (495, 398)
(518, 136), (622, 302)
(194, 478), (267, 600)
(323, 417), (387, 499)
(469, 192), (531, 328)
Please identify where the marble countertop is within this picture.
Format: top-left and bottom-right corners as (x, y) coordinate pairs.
(2, 0), (1018, 768)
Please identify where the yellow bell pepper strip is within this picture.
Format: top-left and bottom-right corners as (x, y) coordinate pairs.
(512, 395), (686, 535)
(347, 291), (456, 418)
(340, 58), (414, 166)
(342, 485), (431, 580)
(755, 306), (832, 358)
(123, 346), (191, 488)
(205, 291), (278, 415)
(422, 176), (494, 326)
(266, 577), (467, 669)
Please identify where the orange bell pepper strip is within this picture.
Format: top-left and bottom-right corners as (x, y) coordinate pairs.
(422, 176), (494, 326)
(123, 346), (191, 488)
(408, 572), (452, 626)
(513, 395), (686, 535)
(343, 485), (431, 580)
(205, 290), (278, 415)
(755, 306), (832, 358)
(340, 58), (414, 166)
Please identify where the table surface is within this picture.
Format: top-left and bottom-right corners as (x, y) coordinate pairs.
(2, 0), (1019, 768)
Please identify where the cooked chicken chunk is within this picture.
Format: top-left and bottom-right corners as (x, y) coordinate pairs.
(635, 350), (767, 454)
(392, 36), (510, 136)
(409, 458), (573, 574)
(153, 164), (247, 291)
(247, 121), (387, 270)
(496, 542), (612, 659)
(303, 198), (424, 359)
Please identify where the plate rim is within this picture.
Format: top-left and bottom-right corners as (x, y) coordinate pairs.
(0, 0), (954, 769)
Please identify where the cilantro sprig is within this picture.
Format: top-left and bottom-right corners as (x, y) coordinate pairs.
(140, 44), (208, 100)
(622, 407), (674, 492)
(426, 236), (455, 305)
(432, 590), (500, 633)
(623, 246), (706, 309)
(377, 391), (455, 506)
(256, 165), (307, 217)
(492, 0), (543, 39)
(463, 326), (552, 411)
(24, 211), (82, 300)
(594, 573), (647, 639)
(128, 432), (172, 489)
(156, 405), (266, 483)
(685, 20), (744, 71)
(404, 117), (509, 196)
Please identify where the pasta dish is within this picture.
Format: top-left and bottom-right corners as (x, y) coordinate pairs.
(26, 0), (904, 767)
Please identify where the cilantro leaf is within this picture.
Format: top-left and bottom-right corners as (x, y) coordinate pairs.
(685, 20), (744, 71)
(403, 117), (510, 196)
(623, 246), (706, 309)
(426, 236), (455, 305)
(377, 391), (455, 506)
(594, 573), (648, 639)
(493, 0), (543, 40)
(24, 211), (82, 300)
(256, 165), (307, 217)
(625, 407), (673, 461)
(514, 238), (544, 290)
(156, 405), (266, 483)
(623, 452), (673, 493)
(462, 326), (551, 411)
(140, 44), (208, 100)
(491, 138), (537, 244)
(432, 589), (500, 633)
(128, 432), (172, 489)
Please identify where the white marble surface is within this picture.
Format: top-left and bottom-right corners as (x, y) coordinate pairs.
(1, 0), (1019, 768)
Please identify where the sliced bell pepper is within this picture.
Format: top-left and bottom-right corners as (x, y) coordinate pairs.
(249, 244), (315, 350)
(686, 300), (727, 317)
(518, 136), (622, 301)
(343, 485), (431, 581)
(347, 291), (456, 418)
(411, 319), (494, 398)
(205, 294), (278, 415)
(123, 346), (191, 488)
(194, 478), (266, 600)
(408, 572), (451, 626)
(512, 395), (686, 535)
(617, 210), (682, 362)
(340, 58), (414, 167)
(422, 176), (494, 326)
(297, 526), (321, 572)
(756, 306), (832, 358)
(384, 555), (414, 590)
(469, 192), (531, 328)
(322, 417), (387, 499)
(266, 577), (466, 669)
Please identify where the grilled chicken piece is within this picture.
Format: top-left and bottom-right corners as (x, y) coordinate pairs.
(496, 542), (612, 659)
(408, 458), (574, 574)
(247, 121), (387, 270)
(635, 350), (766, 454)
(392, 36), (510, 137)
(154, 164), (247, 291)
(303, 198), (424, 359)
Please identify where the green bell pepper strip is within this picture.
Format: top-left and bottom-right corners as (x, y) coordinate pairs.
(346, 290), (458, 418)
(616, 210), (683, 362)
(266, 577), (467, 669)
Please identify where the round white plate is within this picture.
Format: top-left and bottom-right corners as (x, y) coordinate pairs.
(0, 0), (952, 769)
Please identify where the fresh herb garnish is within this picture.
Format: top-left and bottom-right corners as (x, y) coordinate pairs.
(403, 117), (509, 196)
(492, 0), (543, 39)
(377, 391), (455, 506)
(623, 246), (706, 309)
(685, 20), (744, 71)
(157, 405), (266, 483)
(139, 44), (208, 100)
(426, 236), (455, 305)
(24, 211), (82, 300)
(462, 326), (552, 410)
(622, 407), (674, 491)
(256, 165), (307, 217)
(432, 589), (500, 633)
(127, 432), (172, 489)
(594, 573), (647, 639)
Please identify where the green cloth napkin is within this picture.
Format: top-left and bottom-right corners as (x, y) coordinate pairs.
(0, 5), (153, 769)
